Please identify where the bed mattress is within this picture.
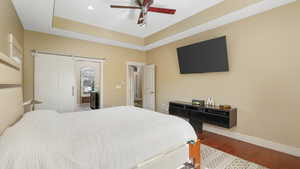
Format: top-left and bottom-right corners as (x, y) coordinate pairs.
(0, 106), (197, 169)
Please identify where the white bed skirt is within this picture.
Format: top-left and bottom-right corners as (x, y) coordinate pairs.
(135, 144), (189, 169)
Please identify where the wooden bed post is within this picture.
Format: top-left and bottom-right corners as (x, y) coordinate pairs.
(189, 139), (201, 169)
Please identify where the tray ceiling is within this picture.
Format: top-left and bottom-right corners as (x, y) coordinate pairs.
(12, 0), (296, 51)
(54, 0), (224, 37)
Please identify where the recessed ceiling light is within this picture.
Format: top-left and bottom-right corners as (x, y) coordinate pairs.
(88, 5), (94, 10)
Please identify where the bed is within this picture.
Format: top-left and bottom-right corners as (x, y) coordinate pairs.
(0, 52), (200, 169)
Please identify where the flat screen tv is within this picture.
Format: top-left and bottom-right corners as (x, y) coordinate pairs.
(177, 36), (229, 74)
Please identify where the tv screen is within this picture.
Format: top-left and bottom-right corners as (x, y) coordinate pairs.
(177, 36), (229, 74)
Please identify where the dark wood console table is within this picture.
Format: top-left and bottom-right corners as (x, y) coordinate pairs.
(169, 101), (237, 133)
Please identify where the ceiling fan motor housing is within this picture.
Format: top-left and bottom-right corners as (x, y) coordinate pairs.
(111, 0), (176, 26)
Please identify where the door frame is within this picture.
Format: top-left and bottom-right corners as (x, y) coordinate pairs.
(74, 57), (105, 109)
(126, 61), (145, 106)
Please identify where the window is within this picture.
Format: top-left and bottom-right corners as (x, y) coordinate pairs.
(9, 33), (23, 64)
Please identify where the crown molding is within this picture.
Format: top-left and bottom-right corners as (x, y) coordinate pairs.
(53, 16), (145, 46)
(143, 0), (296, 50)
(24, 0), (296, 52)
(26, 27), (146, 51)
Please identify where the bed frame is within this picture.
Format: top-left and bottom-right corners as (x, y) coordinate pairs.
(134, 139), (200, 169)
(189, 140), (201, 169)
(0, 51), (200, 169)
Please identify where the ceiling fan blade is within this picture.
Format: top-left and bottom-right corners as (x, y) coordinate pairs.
(110, 5), (141, 9)
(143, 0), (153, 6)
(148, 7), (176, 14)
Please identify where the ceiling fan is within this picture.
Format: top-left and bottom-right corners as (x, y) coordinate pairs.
(110, 0), (176, 27)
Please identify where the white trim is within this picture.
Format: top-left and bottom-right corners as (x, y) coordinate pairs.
(127, 61), (146, 66)
(126, 62), (146, 106)
(73, 57), (105, 63)
(51, 28), (146, 51)
(203, 124), (300, 157)
(74, 57), (104, 109)
(144, 0), (296, 51)
(9, 33), (23, 53)
(19, 0), (295, 52)
(76, 57), (104, 109)
(33, 50), (106, 61)
(9, 33), (23, 64)
(100, 62), (104, 108)
(22, 0), (295, 51)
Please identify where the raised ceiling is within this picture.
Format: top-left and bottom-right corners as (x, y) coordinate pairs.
(12, 0), (296, 51)
(55, 0), (224, 37)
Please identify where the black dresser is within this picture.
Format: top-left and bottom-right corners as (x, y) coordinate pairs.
(169, 101), (237, 132)
(90, 91), (100, 109)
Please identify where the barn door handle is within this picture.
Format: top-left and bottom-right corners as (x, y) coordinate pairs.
(72, 86), (75, 96)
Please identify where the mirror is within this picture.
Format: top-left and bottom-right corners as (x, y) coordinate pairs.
(80, 67), (96, 98)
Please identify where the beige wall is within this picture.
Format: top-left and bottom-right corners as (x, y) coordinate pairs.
(146, 2), (300, 148)
(0, 0), (24, 133)
(145, 0), (262, 45)
(0, 0), (24, 56)
(24, 30), (146, 107)
(53, 17), (144, 46)
(4, 0), (299, 149)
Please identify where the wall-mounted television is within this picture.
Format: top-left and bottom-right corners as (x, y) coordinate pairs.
(177, 36), (229, 74)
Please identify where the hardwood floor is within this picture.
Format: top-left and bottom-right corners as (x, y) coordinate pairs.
(199, 131), (300, 169)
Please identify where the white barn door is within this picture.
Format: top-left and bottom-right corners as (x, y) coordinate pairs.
(143, 64), (156, 110)
(57, 56), (76, 112)
(35, 53), (76, 113)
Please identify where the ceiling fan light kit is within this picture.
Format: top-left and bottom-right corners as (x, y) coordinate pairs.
(110, 0), (176, 27)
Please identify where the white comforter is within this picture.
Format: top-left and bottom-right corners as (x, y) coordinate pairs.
(0, 106), (196, 169)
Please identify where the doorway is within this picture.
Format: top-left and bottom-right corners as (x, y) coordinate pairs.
(127, 62), (144, 108)
(126, 62), (156, 110)
(74, 59), (103, 111)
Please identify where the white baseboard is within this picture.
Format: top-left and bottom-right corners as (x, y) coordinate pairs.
(203, 124), (300, 157)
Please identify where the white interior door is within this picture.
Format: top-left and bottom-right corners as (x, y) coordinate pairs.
(35, 53), (76, 113)
(58, 56), (76, 112)
(143, 64), (156, 110)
